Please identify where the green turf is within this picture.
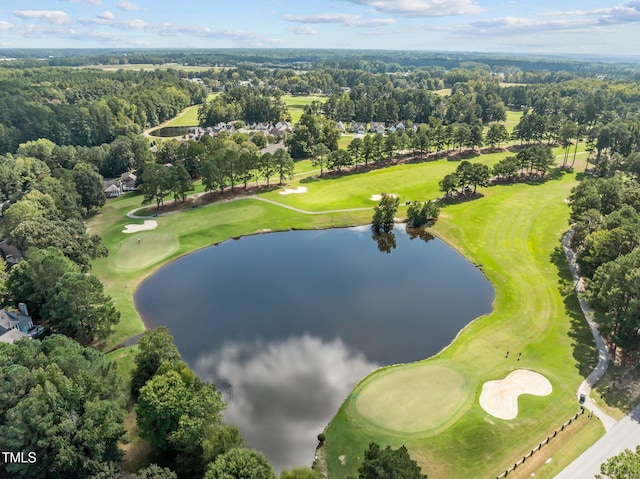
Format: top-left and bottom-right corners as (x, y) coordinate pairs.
(504, 109), (524, 133)
(355, 363), (472, 434)
(106, 345), (138, 383)
(323, 160), (603, 479)
(114, 232), (179, 270)
(166, 105), (200, 127)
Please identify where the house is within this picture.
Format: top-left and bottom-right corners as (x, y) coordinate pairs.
(370, 122), (386, 134)
(0, 239), (21, 267)
(0, 304), (36, 343)
(104, 183), (121, 198)
(395, 122), (406, 130)
(351, 122), (366, 135)
(336, 121), (346, 133)
(120, 172), (137, 191)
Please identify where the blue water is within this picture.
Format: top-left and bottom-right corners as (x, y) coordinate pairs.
(135, 226), (494, 471)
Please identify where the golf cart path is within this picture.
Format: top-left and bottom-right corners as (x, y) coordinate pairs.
(127, 194), (372, 219)
(554, 232), (640, 478)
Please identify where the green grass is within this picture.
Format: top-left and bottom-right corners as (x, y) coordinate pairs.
(166, 105), (200, 127)
(323, 161), (603, 479)
(93, 147), (603, 478)
(504, 109), (524, 133)
(282, 94), (327, 124)
(106, 345), (138, 383)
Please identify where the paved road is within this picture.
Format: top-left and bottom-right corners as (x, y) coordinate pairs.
(555, 403), (640, 478)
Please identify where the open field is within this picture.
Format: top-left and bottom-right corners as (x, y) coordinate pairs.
(505, 109), (524, 133)
(91, 142), (602, 477)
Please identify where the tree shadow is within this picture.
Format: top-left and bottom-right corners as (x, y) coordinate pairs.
(550, 244), (598, 378)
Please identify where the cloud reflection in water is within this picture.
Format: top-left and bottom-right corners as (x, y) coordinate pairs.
(194, 335), (379, 472)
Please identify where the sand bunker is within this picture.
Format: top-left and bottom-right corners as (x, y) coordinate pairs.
(479, 369), (552, 420)
(370, 193), (398, 201)
(279, 186), (307, 195)
(122, 220), (158, 234)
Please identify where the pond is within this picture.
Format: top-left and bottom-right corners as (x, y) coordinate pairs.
(135, 226), (494, 472)
(147, 125), (198, 137)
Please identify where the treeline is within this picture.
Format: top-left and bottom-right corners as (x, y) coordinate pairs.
(7, 48), (640, 80)
(569, 175), (640, 361)
(0, 67), (205, 154)
(198, 85), (287, 125)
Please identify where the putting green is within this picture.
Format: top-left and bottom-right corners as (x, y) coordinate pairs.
(113, 233), (179, 270)
(356, 364), (472, 434)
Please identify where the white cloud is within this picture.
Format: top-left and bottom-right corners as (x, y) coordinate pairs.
(117, 1), (141, 12)
(289, 26), (317, 35)
(64, 0), (103, 5)
(12, 10), (72, 25)
(195, 336), (378, 472)
(0, 21), (13, 31)
(283, 12), (395, 28)
(339, 0), (483, 17)
(97, 10), (115, 21)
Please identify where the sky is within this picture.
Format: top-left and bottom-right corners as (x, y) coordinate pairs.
(1, 0), (640, 55)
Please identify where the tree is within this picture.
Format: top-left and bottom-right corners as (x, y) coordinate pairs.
(354, 442), (427, 479)
(0, 335), (126, 479)
(439, 173), (458, 197)
(587, 247), (640, 354)
(596, 445), (640, 479)
(273, 148), (295, 185)
(312, 143), (330, 177)
(372, 193), (399, 233)
(136, 361), (226, 475)
(168, 164), (193, 203)
(139, 162), (170, 209)
(204, 448), (276, 479)
(72, 163), (105, 213)
(6, 246), (78, 318)
(260, 152), (276, 187)
(131, 326), (182, 397)
(201, 151), (228, 193)
(455, 160), (473, 193)
(486, 123), (509, 149)
(43, 271), (120, 343)
(407, 201), (440, 227)
(280, 468), (319, 479)
(327, 149), (353, 172)
(348, 137), (364, 168)
(469, 163), (491, 194)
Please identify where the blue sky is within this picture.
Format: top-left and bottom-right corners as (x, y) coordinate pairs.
(1, 0), (639, 55)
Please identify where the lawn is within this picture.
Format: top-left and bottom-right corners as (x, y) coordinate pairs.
(505, 109), (524, 133)
(91, 145), (603, 478)
(281, 94), (327, 124)
(323, 160), (604, 479)
(165, 104), (200, 127)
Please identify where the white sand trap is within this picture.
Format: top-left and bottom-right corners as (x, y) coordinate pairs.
(279, 186), (307, 195)
(370, 193), (398, 201)
(479, 369), (552, 420)
(122, 220), (158, 234)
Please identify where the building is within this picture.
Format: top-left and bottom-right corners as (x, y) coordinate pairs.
(0, 304), (39, 344)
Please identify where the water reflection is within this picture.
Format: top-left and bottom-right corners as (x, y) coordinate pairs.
(194, 335), (378, 472)
(371, 229), (396, 254)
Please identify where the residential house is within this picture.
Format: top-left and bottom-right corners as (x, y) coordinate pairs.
(0, 304), (34, 344)
(120, 172), (137, 191)
(370, 122), (386, 134)
(0, 239), (20, 267)
(104, 182), (121, 198)
(351, 122), (366, 135)
(336, 121), (346, 133)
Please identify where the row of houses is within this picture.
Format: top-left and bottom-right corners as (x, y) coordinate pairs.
(181, 121), (293, 142)
(104, 172), (138, 198)
(337, 121), (416, 135)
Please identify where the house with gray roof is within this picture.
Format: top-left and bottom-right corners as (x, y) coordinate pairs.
(0, 304), (36, 343)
